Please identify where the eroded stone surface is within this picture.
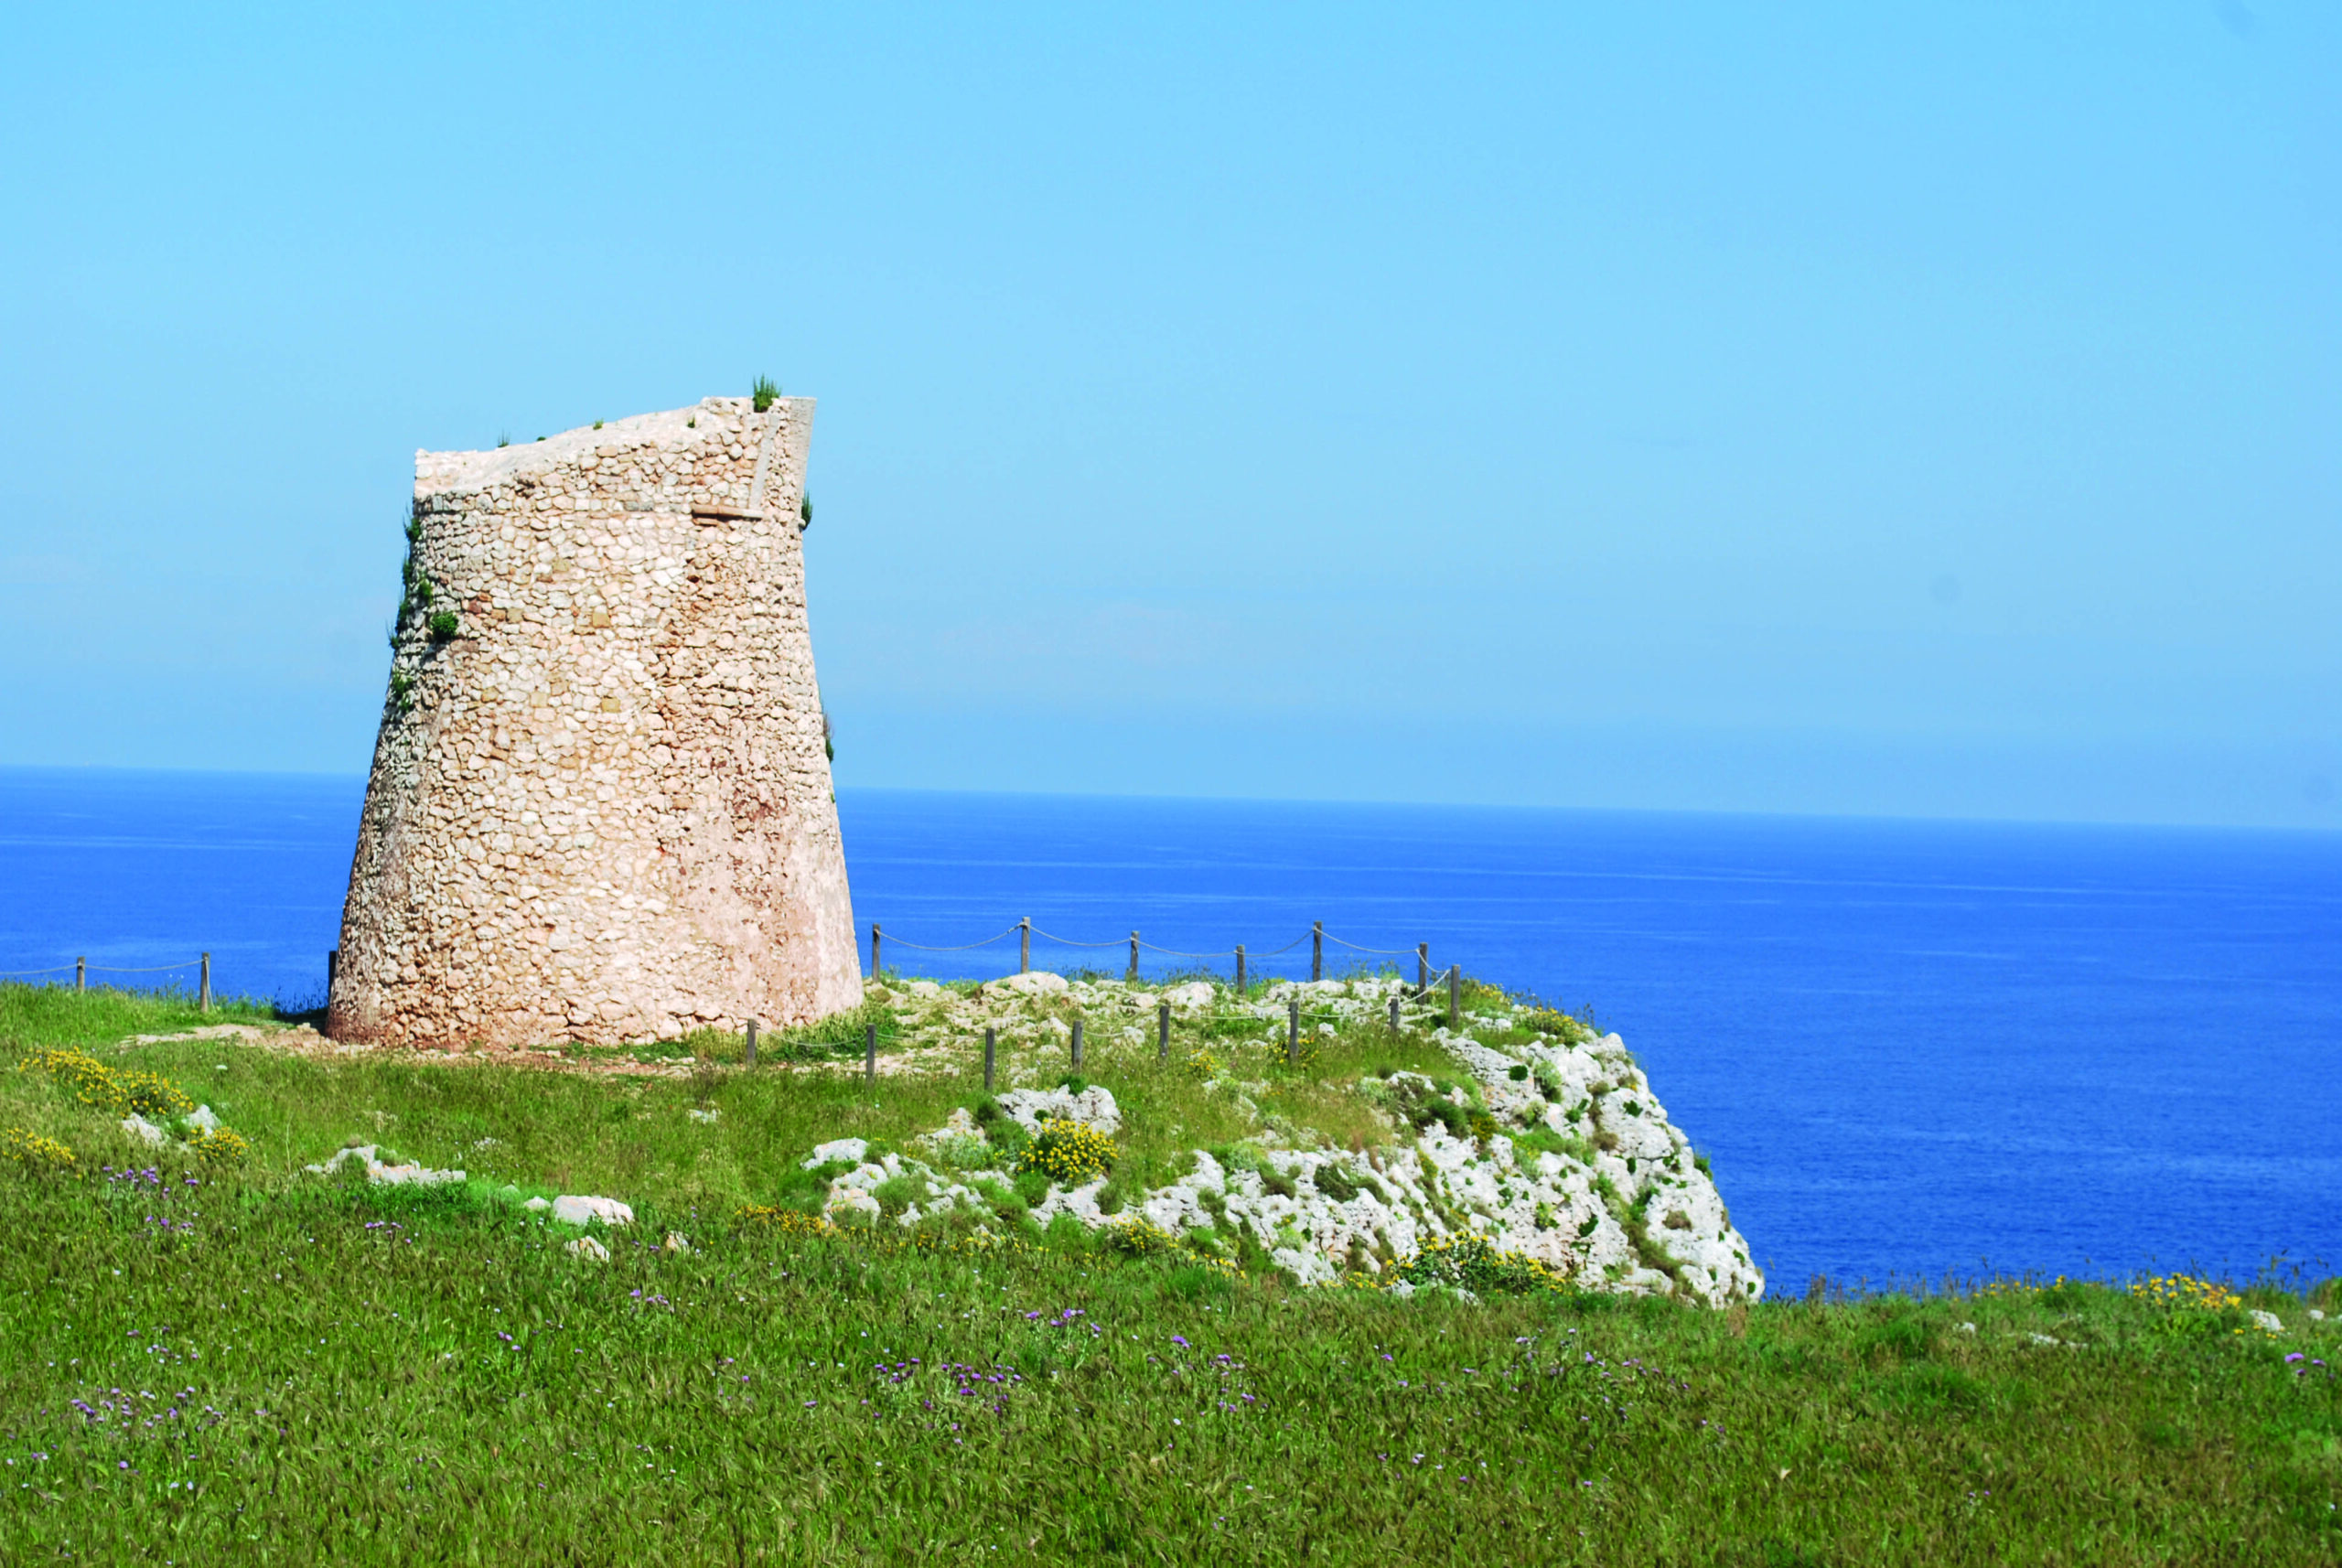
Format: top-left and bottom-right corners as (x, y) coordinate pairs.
(328, 397), (859, 1050)
(551, 1195), (634, 1227)
(986, 972), (1069, 998)
(805, 1138), (868, 1168)
(783, 976), (1766, 1305)
(303, 1144), (466, 1187)
(994, 1085), (1122, 1135)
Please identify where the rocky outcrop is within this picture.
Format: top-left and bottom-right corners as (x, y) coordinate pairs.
(796, 976), (1765, 1305)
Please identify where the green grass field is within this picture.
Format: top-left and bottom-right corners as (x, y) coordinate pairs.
(4, 983), (2337, 1564)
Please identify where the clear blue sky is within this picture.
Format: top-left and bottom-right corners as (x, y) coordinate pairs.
(3, 5), (2334, 827)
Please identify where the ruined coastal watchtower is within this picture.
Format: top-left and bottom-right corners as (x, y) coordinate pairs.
(328, 397), (861, 1049)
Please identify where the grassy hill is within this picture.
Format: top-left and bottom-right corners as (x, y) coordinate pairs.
(2, 981), (2336, 1564)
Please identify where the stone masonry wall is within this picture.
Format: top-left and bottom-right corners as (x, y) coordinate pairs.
(328, 397), (861, 1049)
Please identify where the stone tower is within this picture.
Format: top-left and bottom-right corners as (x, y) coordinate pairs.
(328, 396), (860, 1049)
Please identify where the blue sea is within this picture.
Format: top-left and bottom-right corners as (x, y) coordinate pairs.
(3, 766), (2336, 1292)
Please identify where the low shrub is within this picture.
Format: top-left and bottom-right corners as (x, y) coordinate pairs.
(1390, 1233), (1574, 1295)
(871, 1175), (925, 1217)
(185, 1126), (250, 1165)
(767, 1158), (853, 1216)
(118, 1069), (192, 1121)
(2, 1127), (73, 1172)
(1521, 1005), (1591, 1043)
(1103, 1217), (1178, 1256)
(964, 1178), (1026, 1225)
(1016, 1122), (1117, 1185)
(1099, 1217), (1237, 1279)
(18, 1047), (126, 1113)
(736, 1205), (841, 1239)
(2130, 1273), (2242, 1313)
(1311, 1164), (1360, 1202)
(930, 1133), (991, 1170)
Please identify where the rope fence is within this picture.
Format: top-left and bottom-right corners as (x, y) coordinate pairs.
(866, 918), (1456, 1000)
(5, 928), (1487, 1090)
(874, 923), (1026, 953)
(0, 953), (215, 1011)
(6, 921), (1478, 1052)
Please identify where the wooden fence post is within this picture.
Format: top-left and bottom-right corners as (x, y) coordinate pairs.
(1019, 918), (1031, 974)
(1157, 1002), (1170, 1063)
(865, 1023), (876, 1085)
(871, 924), (882, 979)
(1312, 922), (1323, 983)
(199, 953), (211, 1014)
(1446, 965), (1459, 1028)
(1388, 994), (1400, 1031)
(76, 957), (85, 992)
(1287, 996), (1299, 1065)
(1234, 944), (1246, 997)
(983, 1026), (996, 1092)
(1128, 931), (1139, 983)
(1417, 943), (1429, 998)
(745, 1018), (758, 1067)
(1070, 1019), (1083, 1072)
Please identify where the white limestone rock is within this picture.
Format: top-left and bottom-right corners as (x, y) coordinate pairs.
(303, 1143), (463, 1186)
(566, 1236), (610, 1262)
(121, 1114), (167, 1148)
(551, 1195), (634, 1227)
(306, 1144), (376, 1175)
(987, 971), (1069, 998)
(802, 987), (1762, 1306)
(994, 1085), (1121, 1135)
(371, 1161), (465, 1187)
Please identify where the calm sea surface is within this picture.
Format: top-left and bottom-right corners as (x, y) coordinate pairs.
(3, 767), (2336, 1290)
